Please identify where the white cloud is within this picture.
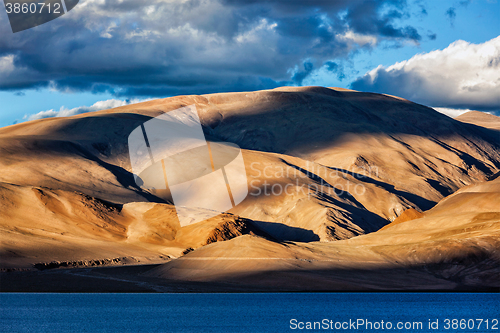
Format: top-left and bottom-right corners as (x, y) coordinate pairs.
(99, 21), (118, 39)
(433, 107), (473, 118)
(336, 30), (377, 48)
(352, 35), (500, 111)
(24, 98), (149, 122)
(235, 19), (278, 44)
(0, 55), (15, 74)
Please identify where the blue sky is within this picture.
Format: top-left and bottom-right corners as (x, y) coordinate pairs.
(0, 0), (499, 127)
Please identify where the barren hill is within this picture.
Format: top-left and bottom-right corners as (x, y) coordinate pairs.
(148, 176), (500, 290)
(1, 87), (499, 290)
(455, 111), (500, 130)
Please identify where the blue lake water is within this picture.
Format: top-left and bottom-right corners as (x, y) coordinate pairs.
(1, 293), (498, 332)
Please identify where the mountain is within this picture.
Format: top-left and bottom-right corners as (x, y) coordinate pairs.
(1, 87), (499, 290)
(0, 183), (263, 269)
(146, 176), (499, 290)
(455, 111), (500, 130)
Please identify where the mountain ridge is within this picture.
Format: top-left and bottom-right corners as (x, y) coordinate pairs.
(1, 87), (499, 290)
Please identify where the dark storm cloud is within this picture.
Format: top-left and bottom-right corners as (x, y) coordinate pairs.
(345, 1), (421, 42)
(445, 0), (470, 27)
(446, 7), (456, 26)
(325, 61), (346, 81)
(446, 7), (456, 19)
(220, 0), (361, 13)
(291, 61), (314, 85)
(0, 0), (423, 97)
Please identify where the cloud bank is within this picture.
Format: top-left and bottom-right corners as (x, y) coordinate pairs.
(351, 35), (500, 111)
(433, 107), (473, 118)
(0, 0), (425, 97)
(24, 98), (146, 121)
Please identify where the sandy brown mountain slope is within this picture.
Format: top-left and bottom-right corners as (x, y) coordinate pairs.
(0, 87), (499, 272)
(455, 111), (500, 130)
(147, 176), (500, 290)
(0, 183), (261, 269)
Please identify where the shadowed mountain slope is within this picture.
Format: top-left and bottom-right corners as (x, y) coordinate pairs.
(0, 87), (499, 280)
(148, 176), (500, 290)
(0, 183), (263, 269)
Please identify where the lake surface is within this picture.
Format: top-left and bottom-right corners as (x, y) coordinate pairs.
(1, 293), (498, 332)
